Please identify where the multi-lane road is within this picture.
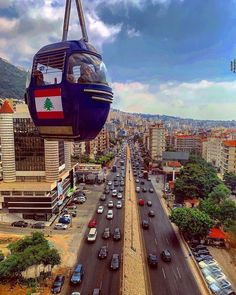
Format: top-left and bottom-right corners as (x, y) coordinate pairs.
(130, 147), (202, 295)
(66, 156), (125, 295)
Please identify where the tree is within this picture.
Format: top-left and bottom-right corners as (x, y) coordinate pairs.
(208, 183), (231, 203)
(0, 251), (4, 262)
(43, 98), (54, 111)
(170, 208), (214, 239)
(198, 198), (220, 221)
(224, 172), (236, 192)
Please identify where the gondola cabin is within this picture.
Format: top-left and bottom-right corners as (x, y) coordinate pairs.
(26, 40), (113, 141)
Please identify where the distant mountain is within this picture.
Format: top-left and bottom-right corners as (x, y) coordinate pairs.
(0, 57), (27, 99)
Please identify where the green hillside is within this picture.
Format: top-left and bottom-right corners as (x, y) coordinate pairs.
(0, 58), (27, 99)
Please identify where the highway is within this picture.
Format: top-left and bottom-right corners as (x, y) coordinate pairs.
(131, 150), (202, 295)
(66, 156), (125, 295)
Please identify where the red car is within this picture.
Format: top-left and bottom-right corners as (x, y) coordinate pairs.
(88, 218), (97, 228)
(138, 199), (145, 206)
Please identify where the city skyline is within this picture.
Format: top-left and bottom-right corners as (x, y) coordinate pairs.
(0, 0), (236, 119)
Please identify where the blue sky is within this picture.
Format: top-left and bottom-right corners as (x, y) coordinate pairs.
(0, 0), (236, 120)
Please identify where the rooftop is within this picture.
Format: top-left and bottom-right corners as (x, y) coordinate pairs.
(0, 100), (14, 114)
(223, 140), (236, 147)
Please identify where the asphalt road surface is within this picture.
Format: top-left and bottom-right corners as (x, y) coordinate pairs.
(66, 158), (125, 295)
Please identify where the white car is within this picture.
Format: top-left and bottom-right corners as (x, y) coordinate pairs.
(199, 259), (218, 268)
(97, 206), (104, 214)
(62, 213), (71, 219)
(108, 200), (114, 208)
(136, 187), (140, 193)
(135, 179), (140, 183)
(117, 193), (122, 199)
(54, 223), (68, 230)
(112, 190), (118, 197)
(107, 210), (113, 219)
(116, 201), (122, 209)
(108, 181), (112, 186)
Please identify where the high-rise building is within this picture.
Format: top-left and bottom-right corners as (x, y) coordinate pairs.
(202, 137), (223, 168)
(174, 135), (201, 154)
(149, 123), (166, 161)
(220, 140), (236, 175)
(0, 101), (73, 221)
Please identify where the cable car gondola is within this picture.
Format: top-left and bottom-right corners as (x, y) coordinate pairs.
(26, 0), (113, 141)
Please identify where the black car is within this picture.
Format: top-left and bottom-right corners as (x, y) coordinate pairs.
(104, 188), (110, 194)
(149, 188), (154, 193)
(148, 210), (155, 217)
(161, 249), (171, 262)
(100, 194), (106, 201)
(142, 220), (149, 229)
(51, 274), (65, 294)
(140, 181), (145, 185)
(98, 246), (108, 259)
(113, 228), (121, 241)
(142, 187), (147, 193)
(147, 254), (158, 268)
(11, 220), (28, 228)
(195, 255), (213, 262)
(110, 254), (120, 270)
(193, 249), (210, 256)
(147, 201), (152, 207)
(190, 244), (208, 251)
(102, 227), (110, 239)
(31, 222), (45, 229)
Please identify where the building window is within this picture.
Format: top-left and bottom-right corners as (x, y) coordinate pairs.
(58, 141), (65, 167)
(1, 191), (10, 196)
(12, 191), (22, 196)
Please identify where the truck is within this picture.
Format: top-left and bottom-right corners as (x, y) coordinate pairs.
(120, 160), (125, 167)
(112, 165), (117, 172)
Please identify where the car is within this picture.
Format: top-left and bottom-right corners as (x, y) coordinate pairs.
(104, 188), (110, 194)
(110, 254), (120, 270)
(70, 264), (84, 284)
(211, 271), (226, 281)
(31, 222), (45, 229)
(51, 274), (65, 294)
(217, 279), (232, 290)
(195, 255), (213, 262)
(108, 200), (114, 208)
(11, 220), (28, 227)
(87, 228), (97, 242)
(71, 292), (81, 295)
(116, 173), (120, 177)
(135, 179), (140, 183)
(147, 200), (152, 207)
(107, 210), (113, 219)
(77, 197), (86, 204)
(113, 228), (121, 241)
(142, 187), (147, 193)
(67, 204), (77, 210)
(149, 188), (154, 193)
(114, 181), (119, 187)
(136, 187), (140, 193)
(119, 187), (124, 192)
(54, 223), (68, 230)
(138, 199), (145, 206)
(98, 246), (108, 259)
(112, 190), (118, 197)
(71, 211), (77, 217)
(92, 289), (101, 295)
(142, 220), (149, 229)
(117, 193), (122, 199)
(190, 244), (208, 251)
(140, 181), (145, 185)
(97, 206), (104, 214)
(102, 227), (110, 239)
(116, 200), (122, 209)
(59, 216), (71, 224)
(161, 249), (171, 262)
(205, 275), (217, 285)
(88, 218), (97, 228)
(100, 194), (106, 201)
(108, 181), (112, 186)
(147, 254), (158, 268)
(193, 249), (210, 256)
(148, 210), (155, 217)
(199, 259), (218, 268)
(208, 265), (222, 273)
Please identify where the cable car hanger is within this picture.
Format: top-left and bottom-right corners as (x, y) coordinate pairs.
(26, 0), (113, 142)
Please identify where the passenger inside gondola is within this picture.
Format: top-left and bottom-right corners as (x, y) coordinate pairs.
(34, 70), (45, 86)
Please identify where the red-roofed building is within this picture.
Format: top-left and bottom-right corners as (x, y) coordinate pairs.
(0, 100), (14, 113)
(221, 140), (236, 174)
(207, 228), (226, 247)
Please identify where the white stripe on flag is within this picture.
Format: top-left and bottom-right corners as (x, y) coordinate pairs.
(35, 96), (63, 112)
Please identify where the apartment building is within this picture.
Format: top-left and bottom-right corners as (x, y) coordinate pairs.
(174, 135), (201, 154)
(0, 101), (73, 220)
(220, 140), (236, 174)
(202, 137), (223, 168)
(86, 127), (109, 158)
(149, 123), (166, 161)
(73, 142), (86, 158)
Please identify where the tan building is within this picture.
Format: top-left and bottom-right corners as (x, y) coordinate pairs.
(149, 123), (166, 161)
(220, 140), (236, 175)
(86, 127), (109, 158)
(202, 137), (223, 168)
(174, 135), (201, 154)
(0, 101), (74, 220)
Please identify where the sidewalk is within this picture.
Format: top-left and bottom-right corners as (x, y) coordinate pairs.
(150, 176), (210, 295)
(122, 148), (150, 295)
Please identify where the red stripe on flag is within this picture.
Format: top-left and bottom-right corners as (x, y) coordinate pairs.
(37, 111), (64, 119)
(34, 88), (61, 97)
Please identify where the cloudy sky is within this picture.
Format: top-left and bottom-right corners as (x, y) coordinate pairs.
(0, 0), (236, 120)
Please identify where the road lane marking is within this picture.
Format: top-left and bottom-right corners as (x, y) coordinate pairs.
(162, 267), (166, 279)
(172, 270), (178, 280)
(155, 238), (158, 245)
(177, 267), (182, 279)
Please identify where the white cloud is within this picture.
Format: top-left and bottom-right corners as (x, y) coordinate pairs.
(112, 80), (236, 120)
(127, 27), (140, 37)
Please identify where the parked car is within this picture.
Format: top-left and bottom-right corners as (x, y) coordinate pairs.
(161, 249), (172, 262)
(110, 254), (120, 270)
(31, 222), (45, 229)
(70, 264), (84, 284)
(108, 200), (114, 208)
(147, 254), (158, 268)
(59, 216), (71, 224)
(142, 220), (149, 229)
(147, 200), (152, 207)
(113, 228), (121, 241)
(97, 206), (104, 214)
(98, 246), (108, 259)
(199, 259), (218, 268)
(148, 210), (155, 217)
(88, 218), (97, 228)
(11, 220), (28, 228)
(54, 223), (68, 230)
(51, 274), (65, 294)
(102, 227), (110, 239)
(138, 199), (145, 206)
(195, 255), (213, 262)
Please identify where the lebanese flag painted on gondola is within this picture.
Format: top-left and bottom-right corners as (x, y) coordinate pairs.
(34, 88), (64, 119)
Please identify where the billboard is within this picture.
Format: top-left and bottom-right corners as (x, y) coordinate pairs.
(57, 178), (64, 206)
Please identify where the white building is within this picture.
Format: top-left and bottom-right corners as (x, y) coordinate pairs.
(149, 123), (166, 161)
